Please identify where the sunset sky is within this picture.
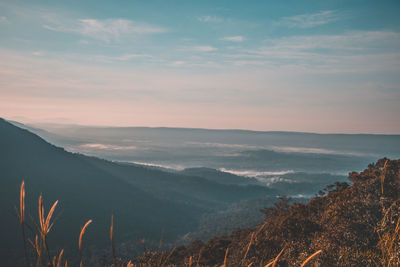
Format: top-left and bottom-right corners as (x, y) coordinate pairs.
(0, 0), (399, 133)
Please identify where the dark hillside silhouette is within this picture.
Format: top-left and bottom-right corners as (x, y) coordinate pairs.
(0, 118), (275, 265)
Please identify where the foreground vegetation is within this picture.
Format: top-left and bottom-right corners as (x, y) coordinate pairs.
(134, 159), (400, 266)
(14, 159), (400, 266)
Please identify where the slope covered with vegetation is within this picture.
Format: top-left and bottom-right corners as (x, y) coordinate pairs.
(0, 118), (276, 266)
(4, 118), (399, 266)
(134, 158), (400, 266)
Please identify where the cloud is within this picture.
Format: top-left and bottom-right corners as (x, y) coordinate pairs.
(219, 168), (295, 178)
(1, 48), (399, 133)
(191, 46), (218, 52)
(221, 36), (244, 42)
(0, 16), (8, 24)
(276, 10), (341, 29)
(234, 31), (400, 72)
(32, 51), (44, 56)
(169, 61), (185, 67)
(198, 15), (223, 23)
(269, 146), (367, 156)
(79, 143), (137, 150)
(117, 54), (152, 61)
(44, 18), (166, 42)
(94, 54), (153, 62)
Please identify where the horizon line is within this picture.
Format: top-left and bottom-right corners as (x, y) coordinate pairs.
(7, 118), (400, 136)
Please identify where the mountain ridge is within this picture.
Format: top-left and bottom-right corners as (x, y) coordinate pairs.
(0, 118), (276, 266)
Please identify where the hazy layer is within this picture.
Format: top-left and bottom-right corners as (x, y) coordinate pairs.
(23, 123), (400, 183)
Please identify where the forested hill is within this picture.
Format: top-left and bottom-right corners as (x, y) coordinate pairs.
(0, 118), (275, 266)
(134, 158), (400, 266)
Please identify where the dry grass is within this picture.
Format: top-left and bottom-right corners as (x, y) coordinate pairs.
(78, 219), (92, 251)
(264, 247), (284, 267)
(161, 247), (177, 267)
(12, 182), (331, 266)
(57, 249), (64, 267)
(79, 219), (92, 267)
(221, 248), (229, 267)
(16, 180), (29, 267)
(241, 231), (255, 264)
(14, 173), (400, 267)
(379, 199), (400, 266)
(380, 160), (389, 195)
(300, 250), (322, 267)
(111, 214), (117, 265)
(37, 194), (59, 264)
(19, 180), (25, 224)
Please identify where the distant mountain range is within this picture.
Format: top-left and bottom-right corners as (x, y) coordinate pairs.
(0, 118), (277, 265)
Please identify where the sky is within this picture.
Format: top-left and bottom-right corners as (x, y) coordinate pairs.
(0, 0), (399, 134)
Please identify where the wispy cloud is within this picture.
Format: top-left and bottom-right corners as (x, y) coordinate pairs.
(0, 16), (8, 24)
(44, 18), (166, 42)
(79, 143), (137, 150)
(1, 48), (399, 133)
(221, 36), (244, 42)
(94, 54), (153, 62)
(269, 146), (368, 156)
(32, 51), (44, 56)
(169, 61), (186, 67)
(191, 45), (218, 52)
(198, 15), (223, 23)
(276, 10), (341, 29)
(233, 31), (400, 72)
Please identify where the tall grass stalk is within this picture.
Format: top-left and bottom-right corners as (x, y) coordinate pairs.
(265, 247), (284, 267)
(110, 214), (116, 265)
(38, 194), (59, 264)
(300, 250), (322, 267)
(242, 231), (255, 264)
(56, 249), (64, 267)
(16, 181), (29, 267)
(380, 160), (389, 195)
(161, 247), (176, 267)
(222, 247), (229, 267)
(79, 219), (92, 267)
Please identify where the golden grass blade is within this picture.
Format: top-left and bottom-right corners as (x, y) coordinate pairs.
(20, 181), (25, 224)
(35, 235), (40, 257)
(57, 249), (64, 267)
(161, 247), (176, 267)
(65, 259), (68, 267)
(79, 219), (92, 250)
(188, 256), (193, 267)
(110, 214), (114, 243)
(27, 238), (35, 249)
(247, 263), (253, 267)
(222, 248), (229, 267)
(39, 195), (44, 233)
(18, 181), (29, 267)
(52, 256), (56, 267)
(300, 250), (322, 267)
(272, 247), (285, 267)
(387, 217), (400, 258)
(380, 159), (388, 194)
(126, 261), (133, 267)
(110, 214), (117, 265)
(242, 232), (255, 263)
(45, 200), (59, 233)
(264, 247), (284, 267)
